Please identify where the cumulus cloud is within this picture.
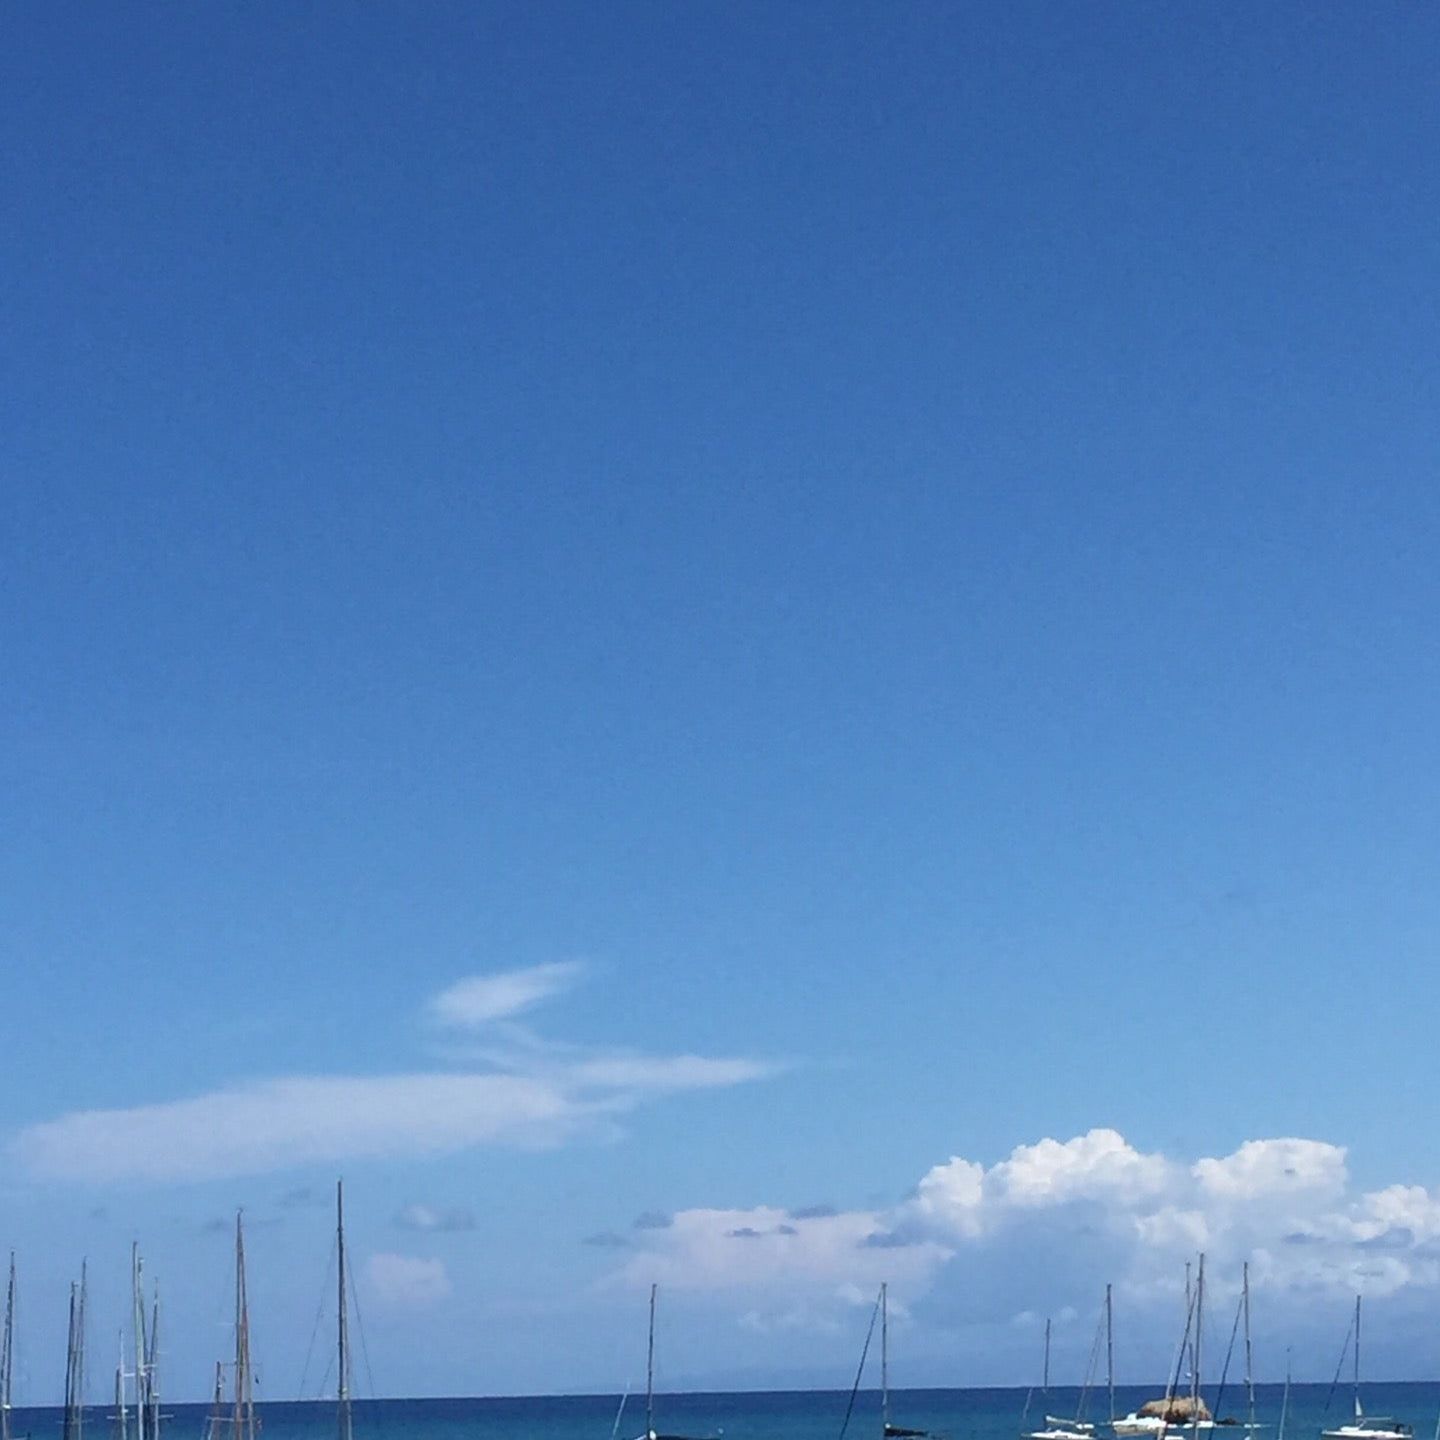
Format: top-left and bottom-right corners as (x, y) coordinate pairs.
(605, 1128), (1440, 1346)
(11, 972), (776, 1184)
(365, 1253), (452, 1308)
(427, 962), (584, 1028)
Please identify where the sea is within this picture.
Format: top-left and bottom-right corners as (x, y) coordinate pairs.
(10, 1385), (1440, 1440)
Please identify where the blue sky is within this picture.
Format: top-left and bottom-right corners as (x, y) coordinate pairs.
(4, 0), (1440, 1402)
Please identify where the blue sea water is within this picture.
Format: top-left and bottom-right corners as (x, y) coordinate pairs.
(11, 1387), (1440, 1440)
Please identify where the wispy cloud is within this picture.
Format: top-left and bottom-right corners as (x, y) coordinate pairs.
(365, 1253), (451, 1308)
(427, 963), (583, 1028)
(10, 970), (776, 1185)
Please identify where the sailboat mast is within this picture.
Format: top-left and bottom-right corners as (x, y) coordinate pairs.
(1353, 1295), (1362, 1419)
(1184, 1263), (1193, 1388)
(131, 1249), (146, 1440)
(146, 1284), (158, 1440)
(1191, 1256), (1204, 1433)
(114, 1333), (127, 1440)
(233, 1214), (254, 1440)
(1242, 1264), (1255, 1436)
(1043, 1318), (1051, 1395)
(77, 1262), (89, 1440)
(881, 1283), (890, 1437)
(337, 1182), (353, 1440)
(645, 1284), (656, 1440)
(209, 1362), (223, 1440)
(1, 1253), (14, 1440)
(1105, 1284), (1115, 1426)
(64, 1284), (78, 1440)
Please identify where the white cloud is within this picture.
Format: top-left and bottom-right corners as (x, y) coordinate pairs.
(604, 1128), (1440, 1345)
(10, 971), (776, 1184)
(365, 1253), (452, 1308)
(428, 962), (583, 1028)
(13, 1073), (598, 1183)
(612, 1204), (951, 1310)
(989, 1129), (1173, 1208)
(1194, 1138), (1347, 1201)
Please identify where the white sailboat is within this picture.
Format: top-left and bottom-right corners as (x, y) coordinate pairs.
(1025, 1291), (1110, 1440)
(1320, 1297), (1411, 1440)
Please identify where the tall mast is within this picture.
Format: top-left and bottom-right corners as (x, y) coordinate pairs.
(208, 1362), (223, 1440)
(645, 1284), (656, 1440)
(337, 1182), (353, 1440)
(131, 1249), (146, 1440)
(114, 1332), (127, 1440)
(146, 1283), (159, 1440)
(63, 1284), (78, 1440)
(77, 1262), (89, 1440)
(1, 1252), (14, 1440)
(1183, 1263), (1192, 1383)
(1353, 1295), (1362, 1419)
(1242, 1264), (1255, 1436)
(1191, 1256), (1204, 1435)
(881, 1283), (890, 1438)
(233, 1213), (254, 1440)
(1043, 1317), (1051, 1396)
(1105, 1284), (1115, 1425)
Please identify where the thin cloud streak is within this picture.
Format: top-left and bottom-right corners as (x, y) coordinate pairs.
(14, 1057), (776, 1184)
(12, 971), (777, 1184)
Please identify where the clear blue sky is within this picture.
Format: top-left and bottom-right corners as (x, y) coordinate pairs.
(3, 0), (1440, 1402)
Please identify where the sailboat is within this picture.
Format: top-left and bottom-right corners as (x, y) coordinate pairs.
(1024, 1291), (1111, 1440)
(878, 1283), (927, 1440)
(635, 1285), (717, 1440)
(62, 1265), (88, 1440)
(1113, 1256), (1211, 1439)
(203, 1215), (258, 1440)
(1320, 1297), (1411, 1440)
(125, 1247), (163, 1440)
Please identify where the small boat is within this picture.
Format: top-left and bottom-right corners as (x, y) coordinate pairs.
(1320, 1297), (1411, 1440)
(1024, 1289), (1111, 1440)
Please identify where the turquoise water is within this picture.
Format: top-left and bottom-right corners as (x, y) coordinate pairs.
(11, 1387), (1440, 1440)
